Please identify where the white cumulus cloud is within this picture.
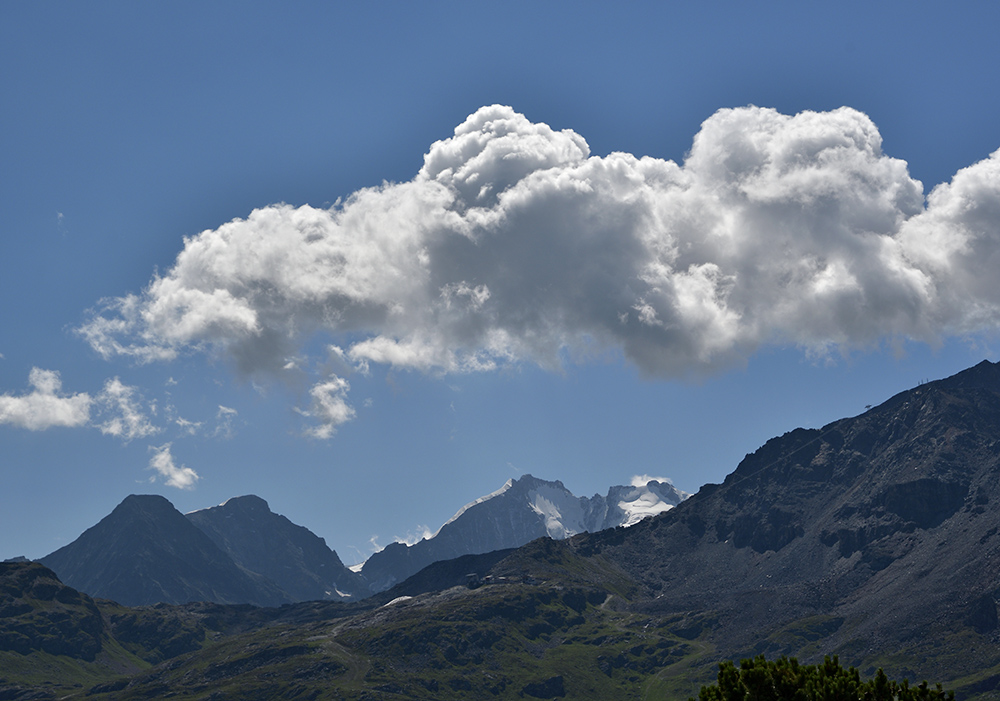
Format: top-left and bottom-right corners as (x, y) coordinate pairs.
(0, 368), (92, 430)
(148, 443), (199, 489)
(78, 104), (1000, 390)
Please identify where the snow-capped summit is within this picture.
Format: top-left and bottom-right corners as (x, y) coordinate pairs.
(611, 477), (689, 528)
(360, 474), (688, 593)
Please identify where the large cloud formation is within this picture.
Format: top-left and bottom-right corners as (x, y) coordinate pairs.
(80, 105), (1000, 429)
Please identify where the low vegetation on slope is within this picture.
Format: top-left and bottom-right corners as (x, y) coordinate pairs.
(83, 581), (721, 700)
(696, 655), (954, 700)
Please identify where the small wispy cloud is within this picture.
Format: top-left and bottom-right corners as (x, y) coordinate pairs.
(148, 443), (199, 489)
(631, 474), (673, 487)
(174, 416), (203, 436)
(160, 404), (238, 439)
(94, 378), (159, 442)
(394, 525), (434, 547)
(0, 369), (161, 444)
(213, 405), (238, 439)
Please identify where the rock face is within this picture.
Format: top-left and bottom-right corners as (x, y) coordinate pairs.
(186, 495), (366, 601)
(360, 474), (688, 592)
(568, 359), (1000, 672)
(40, 495), (289, 607)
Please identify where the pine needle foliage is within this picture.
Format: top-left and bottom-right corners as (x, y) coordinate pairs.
(695, 655), (954, 701)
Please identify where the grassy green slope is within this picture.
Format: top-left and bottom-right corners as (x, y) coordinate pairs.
(87, 578), (721, 700)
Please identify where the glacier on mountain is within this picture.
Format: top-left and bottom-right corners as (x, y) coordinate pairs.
(360, 473), (688, 593)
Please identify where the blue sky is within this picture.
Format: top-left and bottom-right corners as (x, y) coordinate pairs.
(2, 2), (999, 566)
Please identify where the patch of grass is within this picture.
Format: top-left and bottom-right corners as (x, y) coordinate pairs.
(331, 582), (714, 699)
(757, 614), (845, 659)
(640, 612), (721, 700)
(831, 623), (1000, 700)
(82, 580), (726, 699)
(0, 636), (149, 697)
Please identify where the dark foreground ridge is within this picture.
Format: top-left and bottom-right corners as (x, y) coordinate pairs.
(6, 360), (1000, 699)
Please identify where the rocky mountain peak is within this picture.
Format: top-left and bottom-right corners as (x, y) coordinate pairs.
(39, 496), (289, 607)
(214, 494), (271, 513)
(114, 493), (177, 515)
(186, 495), (366, 601)
(360, 472), (688, 593)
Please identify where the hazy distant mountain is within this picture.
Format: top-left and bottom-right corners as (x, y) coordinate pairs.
(186, 495), (366, 601)
(360, 474), (688, 592)
(39, 495), (289, 607)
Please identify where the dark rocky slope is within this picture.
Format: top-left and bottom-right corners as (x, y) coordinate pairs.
(40, 495), (289, 607)
(186, 495), (366, 600)
(557, 359), (1000, 688)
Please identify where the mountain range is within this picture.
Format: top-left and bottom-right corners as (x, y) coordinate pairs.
(38, 474), (687, 606)
(360, 474), (688, 592)
(38, 494), (293, 608)
(7, 360), (1000, 698)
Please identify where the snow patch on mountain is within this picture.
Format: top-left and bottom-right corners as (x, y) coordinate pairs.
(615, 479), (688, 527)
(528, 483), (590, 539)
(359, 473), (690, 594)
